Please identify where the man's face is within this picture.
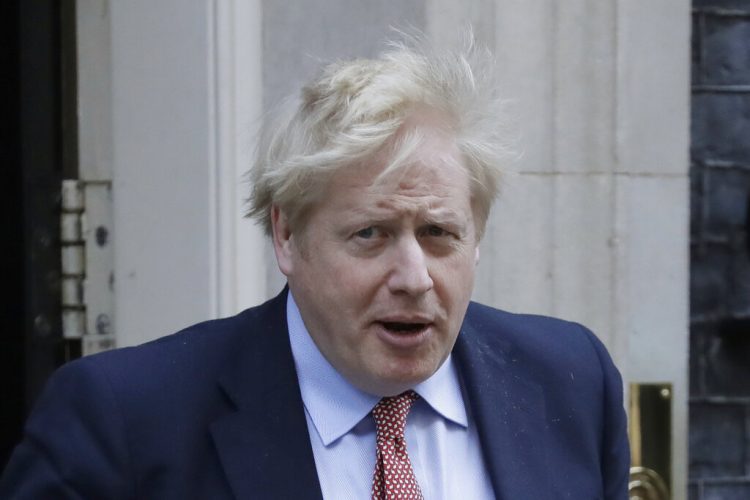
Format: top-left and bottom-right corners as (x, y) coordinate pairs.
(273, 117), (479, 396)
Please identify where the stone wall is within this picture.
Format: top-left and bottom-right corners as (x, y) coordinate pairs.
(690, 1), (750, 498)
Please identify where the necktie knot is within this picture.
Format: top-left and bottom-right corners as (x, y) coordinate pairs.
(372, 390), (419, 441)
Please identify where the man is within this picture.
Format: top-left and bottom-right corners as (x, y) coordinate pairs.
(1, 39), (629, 499)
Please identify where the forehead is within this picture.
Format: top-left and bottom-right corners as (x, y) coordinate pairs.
(321, 148), (472, 222)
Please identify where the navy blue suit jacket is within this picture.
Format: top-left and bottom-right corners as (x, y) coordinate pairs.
(1, 290), (629, 499)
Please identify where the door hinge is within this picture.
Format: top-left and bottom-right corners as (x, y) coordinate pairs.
(61, 179), (115, 355)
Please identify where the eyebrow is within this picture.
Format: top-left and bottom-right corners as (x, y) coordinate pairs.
(422, 208), (466, 226)
(346, 205), (468, 235)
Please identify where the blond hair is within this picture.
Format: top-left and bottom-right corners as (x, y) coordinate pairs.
(246, 35), (513, 239)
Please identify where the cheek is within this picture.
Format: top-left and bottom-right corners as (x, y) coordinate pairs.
(309, 256), (382, 308)
(342, 270), (386, 308)
(435, 257), (476, 306)
(437, 250), (476, 281)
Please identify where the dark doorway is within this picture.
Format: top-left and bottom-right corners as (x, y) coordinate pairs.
(1, 0), (79, 468)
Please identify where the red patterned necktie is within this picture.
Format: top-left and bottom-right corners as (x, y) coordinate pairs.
(371, 390), (424, 500)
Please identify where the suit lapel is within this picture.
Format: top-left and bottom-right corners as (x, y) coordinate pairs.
(210, 291), (323, 500)
(454, 318), (552, 499)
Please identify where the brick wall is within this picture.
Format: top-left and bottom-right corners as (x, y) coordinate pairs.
(690, 1), (750, 499)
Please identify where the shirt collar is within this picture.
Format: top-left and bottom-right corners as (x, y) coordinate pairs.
(287, 291), (468, 447)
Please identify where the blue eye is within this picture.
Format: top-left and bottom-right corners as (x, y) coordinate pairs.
(355, 227), (375, 239)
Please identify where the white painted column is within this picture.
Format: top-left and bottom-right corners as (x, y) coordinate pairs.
(210, 0), (267, 317)
(614, 2), (691, 496)
(101, 0), (266, 346)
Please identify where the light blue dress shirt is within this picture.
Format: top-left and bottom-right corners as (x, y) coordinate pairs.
(287, 293), (495, 500)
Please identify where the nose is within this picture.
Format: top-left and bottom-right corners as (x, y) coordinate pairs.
(386, 236), (433, 296)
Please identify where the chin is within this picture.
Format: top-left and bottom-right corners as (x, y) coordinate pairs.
(370, 365), (436, 395)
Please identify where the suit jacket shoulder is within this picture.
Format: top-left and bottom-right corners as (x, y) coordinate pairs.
(456, 301), (630, 499)
(463, 301), (620, 389)
(0, 291), (322, 500)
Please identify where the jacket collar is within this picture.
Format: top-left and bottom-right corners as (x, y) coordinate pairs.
(209, 289), (324, 500)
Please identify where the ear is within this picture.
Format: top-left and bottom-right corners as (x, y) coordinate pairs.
(474, 246), (480, 267)
(271, 205), (295, 276)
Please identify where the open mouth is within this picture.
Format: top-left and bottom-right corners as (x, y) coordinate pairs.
(380, 322), (429, 334)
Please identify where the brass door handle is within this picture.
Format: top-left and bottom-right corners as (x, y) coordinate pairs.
(629, 466), (670, 500)
(628, 383), (672, 499)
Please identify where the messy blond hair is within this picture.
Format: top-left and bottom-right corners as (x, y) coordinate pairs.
(246, 34), (513, 239)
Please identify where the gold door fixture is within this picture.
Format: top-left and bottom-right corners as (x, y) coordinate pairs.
(628, 383), (672, 500)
